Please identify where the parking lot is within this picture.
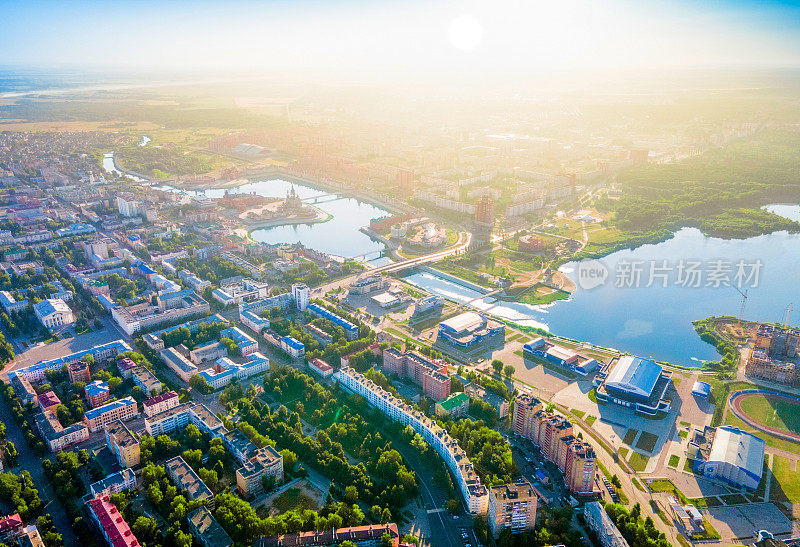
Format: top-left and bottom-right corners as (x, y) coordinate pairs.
(704, 503), (793, 541)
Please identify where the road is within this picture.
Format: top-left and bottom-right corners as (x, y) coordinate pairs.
(0, 395), (79, 546)
(311, 231), (473, 297)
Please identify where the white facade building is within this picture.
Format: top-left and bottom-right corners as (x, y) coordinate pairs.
(33, 298), (74, 330)
(334, 366), (489, 514)
(292, 283), (310, 311)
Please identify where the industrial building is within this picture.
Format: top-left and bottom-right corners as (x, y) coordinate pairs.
(593, 355), (672, 416)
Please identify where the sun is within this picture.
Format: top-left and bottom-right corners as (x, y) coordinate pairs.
(448, 14), (484, 52)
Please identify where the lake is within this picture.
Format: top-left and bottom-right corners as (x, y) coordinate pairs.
(159, 177), (392, 263)
(404, 208), (800, 367)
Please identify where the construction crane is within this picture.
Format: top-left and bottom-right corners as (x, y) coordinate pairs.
(784, 304), (793, 327)
(734, 286), (748, 329)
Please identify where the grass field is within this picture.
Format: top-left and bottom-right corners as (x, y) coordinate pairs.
(668, 455), (680, 467)
(585, 415), (597, 426)
(724, 410), (800, 455)
(629, 452), (650, 472)
(739, 395), (800, 436)
(623, 429), (639, 446)
(647, 478), (688, 504)
(270, 487), (320, 514)
(571, 409), (586, 419)
(635, 431), (659, 453)
(720, 493), (748, 505)
(770, 455), (800, 504)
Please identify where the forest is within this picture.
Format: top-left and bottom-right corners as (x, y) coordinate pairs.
(595, 130), (800, 247)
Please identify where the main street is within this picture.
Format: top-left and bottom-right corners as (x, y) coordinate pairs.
(0, 395), (79, 546)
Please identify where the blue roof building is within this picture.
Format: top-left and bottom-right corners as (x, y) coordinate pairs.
(595, 355), (672, 416)
(693, 426), (766, 490)
(692, 381), (711, 398)
(307, 303), (358, 340)
(220, 327), (258, 354)
(15, 340), (131, 381)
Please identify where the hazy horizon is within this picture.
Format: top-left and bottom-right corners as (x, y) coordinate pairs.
(1, 0), (799, 81)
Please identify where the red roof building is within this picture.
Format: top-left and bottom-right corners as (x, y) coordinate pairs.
(308, 358), (333, 378)
(37, 391), (61, 413)
(142, 390), (180, 417)
(87, 495), (139, 547)
(0, 513), (23, 541)
(117, 358), (137, 377)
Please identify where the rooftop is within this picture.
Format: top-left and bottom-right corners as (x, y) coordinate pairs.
(708, 426), (766, 478)
(604, 355), (663, 398)
(87, 495), (139, 547)
(491, 479), (536, 501)
(84, 397), (137, 421)
(440, 311), (484, 334)
(437, 392), (469, 412)
(188, 507), (232, 547)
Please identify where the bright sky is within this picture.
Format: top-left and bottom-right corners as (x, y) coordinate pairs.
(1, 0), (798, 76)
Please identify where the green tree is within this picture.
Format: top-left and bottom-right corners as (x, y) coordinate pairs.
(491, 359), (503, 374)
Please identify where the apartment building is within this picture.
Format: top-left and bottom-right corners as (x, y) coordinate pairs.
(197, 352), (269, 390)
(86, 495), (139, 547)
(512, 394), (597, 495)
(189, 341), (227, 364)
(68, 361), (91, 384)
(584, 502), (629, 547)
(188, 507), (232, 547)
(13, 340), (131, 382)
(254, 524), (400, 547)
(334, 366), (488, 514)
(131, 366), (162, 397)
(307, 303), (358, 340)
(84, 380), (110, 408)
(488, 480), (537, 537)
(145, 402), (226, 439)
(159, 347), (198, 382)
(89, 469), (137, 498)
(34, 411), (89, 452)
(105, 420), (140, 468)
(236, 445), (284, 498)
(142, 391), (180, 417)
(83, 397), (139, 432)
(165, 456), (214, 508)
(220, 326), (258, 356)
(382, 347), (451, 401)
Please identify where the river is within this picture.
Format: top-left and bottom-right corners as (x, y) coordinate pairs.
(404, 207), (800, 367)
(102, 152), (147, 182)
